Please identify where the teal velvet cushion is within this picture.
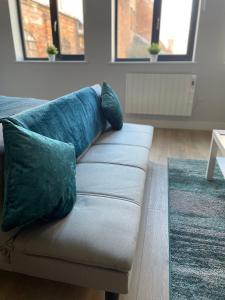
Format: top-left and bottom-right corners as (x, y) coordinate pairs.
(1, 120), (76, 232)
(101, 82), (123, 130)
(6, 87), (106, 159)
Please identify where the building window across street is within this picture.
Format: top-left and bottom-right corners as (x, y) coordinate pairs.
(17, 0), (85, 61)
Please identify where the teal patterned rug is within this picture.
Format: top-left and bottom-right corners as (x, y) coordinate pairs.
(168, 159), (225, 300)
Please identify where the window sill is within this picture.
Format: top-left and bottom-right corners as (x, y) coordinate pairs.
(15, 60), (88, 64)
(109, 61), (197, 64)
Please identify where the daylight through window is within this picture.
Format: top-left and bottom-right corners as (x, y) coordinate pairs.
(115, 0), (199, 61)
(17, 0), (85, 60)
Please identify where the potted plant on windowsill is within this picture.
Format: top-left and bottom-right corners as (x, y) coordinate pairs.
(46, 45), (58, 62)
(148, 43), (161, 62)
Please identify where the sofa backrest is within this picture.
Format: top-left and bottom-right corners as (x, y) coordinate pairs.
(6, 85), (106, 159)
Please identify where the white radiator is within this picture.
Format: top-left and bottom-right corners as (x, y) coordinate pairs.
(125, 73), (196, 116)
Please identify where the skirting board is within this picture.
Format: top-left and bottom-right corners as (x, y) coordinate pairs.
(125, 117), (225, 131)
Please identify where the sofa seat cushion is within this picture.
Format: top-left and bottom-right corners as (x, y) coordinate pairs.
(96, 123), (153, 150)
(122, 123), (154, 134)
(13, 194), (141, 272)
(76, 163), (146, 206)
(80, 144), (149, 171)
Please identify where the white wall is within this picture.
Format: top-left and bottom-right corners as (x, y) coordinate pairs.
(0, 0), (225, 129)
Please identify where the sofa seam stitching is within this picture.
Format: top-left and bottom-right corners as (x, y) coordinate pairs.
(76, 192), (141, 206)
(94, 142), (150, 150)
(78, 161), (146, 172)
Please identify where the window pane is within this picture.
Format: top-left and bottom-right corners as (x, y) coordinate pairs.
(19, 0), (52, 58)
(57, 0), (85, 55)
(117, 0), (154, 59)
(159, 0), (193, 55)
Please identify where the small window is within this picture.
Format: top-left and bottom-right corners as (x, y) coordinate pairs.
(115, 0), (199, 61)
(24, 31), (38, 57)
(17, 0), (85, 60)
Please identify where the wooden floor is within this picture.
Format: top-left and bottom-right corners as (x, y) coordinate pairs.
(0, 129), (212, 300)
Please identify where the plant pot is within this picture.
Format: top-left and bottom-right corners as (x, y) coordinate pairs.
(150, 54), (158, 63)
(48, 54), (56, 62)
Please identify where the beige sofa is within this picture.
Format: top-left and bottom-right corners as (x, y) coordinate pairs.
(0, 88), (153, 300)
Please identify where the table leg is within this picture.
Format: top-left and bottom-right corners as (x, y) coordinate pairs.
(206, 136), (218, 180)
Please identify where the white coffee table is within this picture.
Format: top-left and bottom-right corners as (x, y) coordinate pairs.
(206, 130), (225, 180)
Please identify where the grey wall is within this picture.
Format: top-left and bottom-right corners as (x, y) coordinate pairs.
(0, 0), (225, 129)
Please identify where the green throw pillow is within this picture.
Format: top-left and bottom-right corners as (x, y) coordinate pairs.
(1, 120), (76, 232)
(101, 82), (123, 130)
